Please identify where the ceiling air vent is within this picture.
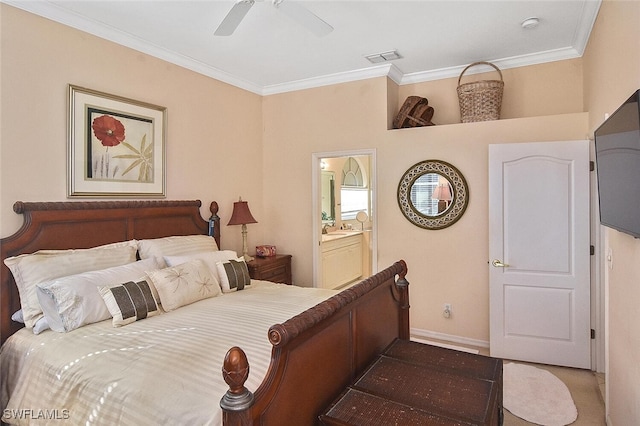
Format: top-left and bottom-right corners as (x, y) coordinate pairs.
(365, 50), (401, 64)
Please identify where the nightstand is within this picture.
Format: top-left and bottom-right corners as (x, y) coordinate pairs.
(246, 254), (292, 284)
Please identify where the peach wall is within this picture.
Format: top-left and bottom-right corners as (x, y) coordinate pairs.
(582, 1), (640, 424)
(0, 5), (265, 255)
(398, 59), (584, 126)
(262, 68), (588, 343)
(4, 1), (633, 382)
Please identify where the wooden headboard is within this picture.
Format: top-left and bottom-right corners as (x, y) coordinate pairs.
(0, 200), (220, 345)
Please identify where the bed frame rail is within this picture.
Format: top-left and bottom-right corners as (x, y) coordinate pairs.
(221, 260), (409, 425)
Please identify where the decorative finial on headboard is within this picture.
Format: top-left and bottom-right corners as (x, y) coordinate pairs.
(209, 201), (220, 238)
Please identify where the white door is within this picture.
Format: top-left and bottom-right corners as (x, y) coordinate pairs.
(489, 140), (591, 368)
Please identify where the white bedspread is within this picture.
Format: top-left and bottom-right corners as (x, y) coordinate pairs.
(1, 281), (337, 425)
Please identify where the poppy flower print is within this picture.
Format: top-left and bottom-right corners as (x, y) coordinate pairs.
(69, 86), (165, 197)
(92, 115), (125, 147)
(89, 112), (153, 182)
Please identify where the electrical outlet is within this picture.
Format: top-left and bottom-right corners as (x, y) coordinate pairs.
(443, 303), (452, 319)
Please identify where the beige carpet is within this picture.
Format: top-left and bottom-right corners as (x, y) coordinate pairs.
(504, 362), (578, 426)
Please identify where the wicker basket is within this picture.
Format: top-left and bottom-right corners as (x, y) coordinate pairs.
(457, 61), (504, 123)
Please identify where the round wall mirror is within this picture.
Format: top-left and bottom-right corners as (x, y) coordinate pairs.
(397, 160), (469, 230)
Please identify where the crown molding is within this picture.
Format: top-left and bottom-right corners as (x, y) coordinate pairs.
(5, 0), (600, 96)
(573, 0), (601, 56)
(261, 63), (404, 96)
(3, 0), (265, 94)
(398, 47), (583, 86)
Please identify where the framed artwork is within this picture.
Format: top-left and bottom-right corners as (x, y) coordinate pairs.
(68, 85), (166, 197)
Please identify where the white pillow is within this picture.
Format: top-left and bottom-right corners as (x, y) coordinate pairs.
(216, 258), (251, 293)
(99, 280), (160, 327)
(4, 240), (138, 329)
(164, 250), (238, 284)
(33, 318), (49, 335)
(36, 257), (164, 333)
(13, 311), (50, 334)
(137, 235), (218, 260)
(146, 259), (221, 311)
(11, 310), (24, 323)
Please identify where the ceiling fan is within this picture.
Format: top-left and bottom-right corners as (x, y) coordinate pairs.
(214, 0), (333, 37)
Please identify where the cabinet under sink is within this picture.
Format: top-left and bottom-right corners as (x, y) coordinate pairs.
(321, 232), (363, 289)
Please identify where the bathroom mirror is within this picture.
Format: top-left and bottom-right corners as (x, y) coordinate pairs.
(321, 171), (335, 223)
(397, 160), (469, 230)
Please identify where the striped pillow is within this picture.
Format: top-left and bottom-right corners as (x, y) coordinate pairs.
(99, 280), (160, 327)
(216, 258), (251, 293)
(4, 240), (138, 329)
(137, 235), (218, 260)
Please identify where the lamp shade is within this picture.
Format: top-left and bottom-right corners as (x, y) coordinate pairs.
(432, 184), (452, 201)
(227, 198), (258, 226)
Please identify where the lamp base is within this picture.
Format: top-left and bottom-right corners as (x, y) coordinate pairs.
(241, 224), (254, 262)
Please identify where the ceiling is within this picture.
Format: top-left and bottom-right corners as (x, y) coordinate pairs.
(5, 0), (601, 95)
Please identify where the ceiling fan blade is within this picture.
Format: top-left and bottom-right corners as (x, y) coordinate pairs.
(214, 0), (256, 36)
(276, 1), (333, 37)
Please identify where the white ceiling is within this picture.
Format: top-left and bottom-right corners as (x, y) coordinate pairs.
(5, 0), (601, 95)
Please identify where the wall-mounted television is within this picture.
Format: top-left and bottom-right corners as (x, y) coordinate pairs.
(594, 89), (640, 238)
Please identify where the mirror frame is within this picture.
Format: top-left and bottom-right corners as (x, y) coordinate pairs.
(397, 159), (469, 230)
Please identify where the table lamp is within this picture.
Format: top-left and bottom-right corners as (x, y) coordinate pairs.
(432, 184), (452, 213)
(227, 197), (258, 261)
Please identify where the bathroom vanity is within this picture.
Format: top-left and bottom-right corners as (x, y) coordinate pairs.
(321, 231), (364, 289)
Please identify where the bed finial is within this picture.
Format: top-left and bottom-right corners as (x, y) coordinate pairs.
(209, 201), (220, 238)
(210, 201), (219, 216)
(220, 346), (254, 416)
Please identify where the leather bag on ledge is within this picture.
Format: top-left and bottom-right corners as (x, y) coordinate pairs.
(393, 96), (435, 128)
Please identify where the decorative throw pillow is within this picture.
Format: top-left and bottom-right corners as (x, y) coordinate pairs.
(146, 259), (221, 311)
(216, 258), (251, 293)
(99, 280), (160, 327)
(4, 240), (138, 329)
(137, 235), (219, 260)
(164, 250), (238, 284)
(36, 257), (164, 333)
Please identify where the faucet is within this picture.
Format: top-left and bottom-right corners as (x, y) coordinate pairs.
(322, 224), (329, 234)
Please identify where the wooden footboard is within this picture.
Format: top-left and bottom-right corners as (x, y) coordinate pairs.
(220, 260), (409, 425)
(1, 200), (408, 426)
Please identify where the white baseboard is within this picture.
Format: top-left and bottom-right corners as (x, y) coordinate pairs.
(410, 328), (490, 349)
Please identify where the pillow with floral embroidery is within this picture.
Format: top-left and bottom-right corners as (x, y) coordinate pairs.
(146, 259), (221, 311)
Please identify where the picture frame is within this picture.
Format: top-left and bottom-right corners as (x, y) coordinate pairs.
(68, 85), (166, 197)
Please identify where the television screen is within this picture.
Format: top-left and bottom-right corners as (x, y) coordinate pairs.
(594, 89), (640, 238)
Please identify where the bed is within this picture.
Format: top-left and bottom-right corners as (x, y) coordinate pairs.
(0, 200), (409, 425)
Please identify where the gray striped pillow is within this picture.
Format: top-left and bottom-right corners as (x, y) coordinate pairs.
(216, 258), (251, 293)
(99, 280), (160, 327)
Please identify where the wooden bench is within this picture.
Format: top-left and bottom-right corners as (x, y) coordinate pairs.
(319, 339), (503, 425)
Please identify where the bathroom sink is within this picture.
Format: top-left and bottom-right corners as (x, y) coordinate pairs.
(322, 230), (362, 241)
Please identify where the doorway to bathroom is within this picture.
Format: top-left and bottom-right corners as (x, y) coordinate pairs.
(311, 150), (376, 289)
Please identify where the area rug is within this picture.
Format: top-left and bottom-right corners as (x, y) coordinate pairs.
(504, 362), (578, 425)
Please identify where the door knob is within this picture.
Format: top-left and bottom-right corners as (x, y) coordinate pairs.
(491, 259), (510, 268)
